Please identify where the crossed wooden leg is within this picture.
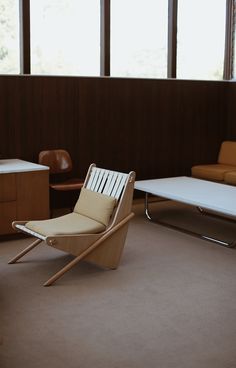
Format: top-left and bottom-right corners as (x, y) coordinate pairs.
(8, 214), (134, 287)
(8, 238), (42, 264)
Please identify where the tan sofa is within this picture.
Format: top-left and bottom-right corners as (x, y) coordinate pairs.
(191, 141), (236, 184)
(224, 171), (236, 185)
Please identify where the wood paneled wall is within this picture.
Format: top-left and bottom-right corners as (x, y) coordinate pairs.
(226, 82), (236, 140)
(0, 75), (227, 181)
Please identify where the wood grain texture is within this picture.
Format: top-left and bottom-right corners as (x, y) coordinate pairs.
(0, 201), (17, 234)
(226, 82), (236, 139)
(16, 170), (49, 220)
(0, 76), (227, 188)
(0, 174), (16, 202)
(0, 168), (49, 235)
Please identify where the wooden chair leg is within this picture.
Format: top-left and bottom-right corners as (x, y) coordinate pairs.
(43, 252), (86, 286)
(8, 238), (42, 264)
(44, 234), (108, 286)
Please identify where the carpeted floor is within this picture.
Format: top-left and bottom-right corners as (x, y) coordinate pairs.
(1, 201), (236, 368)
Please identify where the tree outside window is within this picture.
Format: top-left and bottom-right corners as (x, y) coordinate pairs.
(0, 0), (20, 74)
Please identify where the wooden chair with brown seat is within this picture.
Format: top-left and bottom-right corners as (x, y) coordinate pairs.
(38, 149), (84, 211)
(9, 163), (136, 287)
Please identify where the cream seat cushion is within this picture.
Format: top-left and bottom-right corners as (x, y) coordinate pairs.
(26, 213), (106, 237)
(74, 188), (116, 226)
(191, 164), (236, 181)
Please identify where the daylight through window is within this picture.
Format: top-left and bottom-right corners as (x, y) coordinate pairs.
(0, 0), (20, 74)
(111, 0), (168, 78)
(30, 0), (100, 76)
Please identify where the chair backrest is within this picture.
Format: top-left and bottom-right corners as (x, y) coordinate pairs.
(82, 164), (136, 226)
(85, 165), (128, 200)
(38, 149), (73, 174)
(218, 141), (236, 166)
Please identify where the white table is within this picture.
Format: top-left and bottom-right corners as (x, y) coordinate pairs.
(135, 176), (236, 248)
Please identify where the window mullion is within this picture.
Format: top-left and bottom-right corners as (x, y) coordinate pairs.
(223, 0), (234, 80)
(100, 0), (110, 76)
(19, 0), (31, 74)
(167, 0), (178, 78)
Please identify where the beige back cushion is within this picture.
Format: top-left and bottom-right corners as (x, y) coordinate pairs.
(74, 188), (117, 226)
(218, 141), (236, 166)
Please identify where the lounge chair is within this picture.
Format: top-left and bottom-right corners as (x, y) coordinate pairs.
(9, 163), (136, 286)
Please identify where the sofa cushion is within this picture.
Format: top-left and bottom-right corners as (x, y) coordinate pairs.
(74, 188), (116, 226)
(191, 164), (236, 181)
(218, 141), (236, 166)
(26, 212), (106, 237)
(224, 171), (236, 185)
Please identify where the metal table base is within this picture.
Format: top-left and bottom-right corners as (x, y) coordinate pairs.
(144, 193), (236, 248)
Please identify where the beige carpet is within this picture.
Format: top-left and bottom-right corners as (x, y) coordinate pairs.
(1, 201), (236, 368)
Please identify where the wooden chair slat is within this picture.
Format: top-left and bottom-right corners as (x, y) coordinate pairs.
(110, 173), (124, 198)
(102, 171), (114, 195)
(107, 172), (123, 196)
(87, 168), (100, 191)
(111, 173), (128, 199)
(103, 172), (118, 196)
(97, 170), (109, 193)
(86, 167), (97, 189)
(94, 169), (105, 192)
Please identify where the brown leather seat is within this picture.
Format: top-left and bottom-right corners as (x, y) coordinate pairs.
(191, 141), (236, 183)
(224, 170), (236, 185)
(38, 149), (84, 192)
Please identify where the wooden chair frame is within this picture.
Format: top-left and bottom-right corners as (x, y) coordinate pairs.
(9, 164), (136, 286)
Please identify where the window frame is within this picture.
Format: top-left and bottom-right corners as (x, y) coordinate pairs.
(19, 0), (30, 74)
(6, 0), (235, 80)
(167, 0), (178, 78)
(224, 0), (234, 79)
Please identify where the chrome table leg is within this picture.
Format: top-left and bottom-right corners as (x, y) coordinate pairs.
(143, 192), (236, 248)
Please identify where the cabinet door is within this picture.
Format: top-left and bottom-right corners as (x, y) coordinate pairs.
(0, 173), (17, 234)
(0, 173), (16, 202)
(0, 201), (17, 234)
(16, 170), (49, 220)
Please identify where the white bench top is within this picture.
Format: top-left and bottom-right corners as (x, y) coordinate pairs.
(0, 159), (49, 173)
(135, 176), (236, 217)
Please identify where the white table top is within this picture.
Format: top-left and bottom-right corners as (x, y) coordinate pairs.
(135, 176), (236, 217)
(0, 159), (49, 173)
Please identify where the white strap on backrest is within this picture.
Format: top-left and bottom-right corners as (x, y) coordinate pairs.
(103, 172), (118, 196)
(111, 173), (128, 199)
(86, 167), (128, 200)
(86, 168), (100, 191)
(96, 170), (109, 193)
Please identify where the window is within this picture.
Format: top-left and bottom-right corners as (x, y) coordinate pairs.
(0, 0), (20, 74)
(111, 0), (168, 78)
(30, 0), (100, 76)
(177, 0), (226, 80)
(1, 0), (235, 80)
